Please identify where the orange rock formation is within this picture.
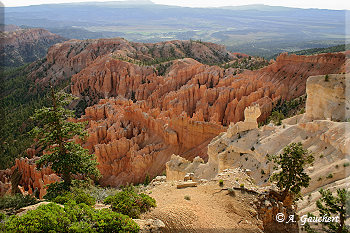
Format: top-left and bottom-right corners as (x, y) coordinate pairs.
(70, 49), (345, 186)
(13, 158), (60, 198)
(4, 37), (346, 188)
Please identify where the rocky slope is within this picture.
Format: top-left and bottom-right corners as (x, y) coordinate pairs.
(0, 27), (65, 67)
(166, 73), (349, 219)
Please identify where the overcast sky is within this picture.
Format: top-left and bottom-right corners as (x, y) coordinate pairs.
(2, 0), (350, 10)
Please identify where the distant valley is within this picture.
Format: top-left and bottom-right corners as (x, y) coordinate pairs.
(4, 1), (348, 57)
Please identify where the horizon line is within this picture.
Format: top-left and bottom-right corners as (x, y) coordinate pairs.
(2, 1), (350, 11)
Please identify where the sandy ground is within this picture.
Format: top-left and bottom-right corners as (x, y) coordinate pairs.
(141, 180), (262, 233)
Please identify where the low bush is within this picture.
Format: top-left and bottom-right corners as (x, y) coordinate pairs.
(44, 182), (69, 200)
(104, 186), (156, 218)
(4, 202), (139, 233)
(74, 192), (96, 206)
(0, 194), (38, 211)
(52, 191), (96, 206)
(5, 203), (70, 232)
(0, 211), (6, 221)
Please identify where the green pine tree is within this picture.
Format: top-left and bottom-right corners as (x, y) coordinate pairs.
(304, 188), (350, 233)
(269, 142), (314, 201)
(30, 89), (100, 189)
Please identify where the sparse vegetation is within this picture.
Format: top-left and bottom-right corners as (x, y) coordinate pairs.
(184, 195), (191, 201)
(220, 56), (269, 71)
(326, 173), (333, 179)
(219, 179), (224, 186)
(269, 111), (284, 125)
(263, 95), (307, 126)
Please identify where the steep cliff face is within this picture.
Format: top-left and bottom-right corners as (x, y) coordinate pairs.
(305, 74), (349, 121)
(0, 28), (65, 67)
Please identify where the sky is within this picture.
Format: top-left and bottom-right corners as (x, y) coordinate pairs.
(2, 0), (350, 10)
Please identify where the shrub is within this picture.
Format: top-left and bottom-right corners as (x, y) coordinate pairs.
(139, 193), (156, 213)
(343, 162), (350, 167)
(144, 174), (151, 186)
(5, 203), (71, 232)
(0, 211), (6, 221)
(0, 194), (38, 211)
(219, 179), (224, 186)
(324, 74), (329, 82)
(184, 195), (191, 200)
(240, 184), (245, 188)
(52, 191), (96, 206)
(94, 209), (139, 233)
(326, 173), (333, 179)
(44, 181), (69, 200)
(104, 187), (156, 218)
(269, 111), (284, 125)
(74, 192), (96, 206)
(4, 202), (139, 233)
(52, 194), (73, 205)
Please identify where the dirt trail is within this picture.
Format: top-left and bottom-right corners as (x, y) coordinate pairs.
(142, 181), (262, 233)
